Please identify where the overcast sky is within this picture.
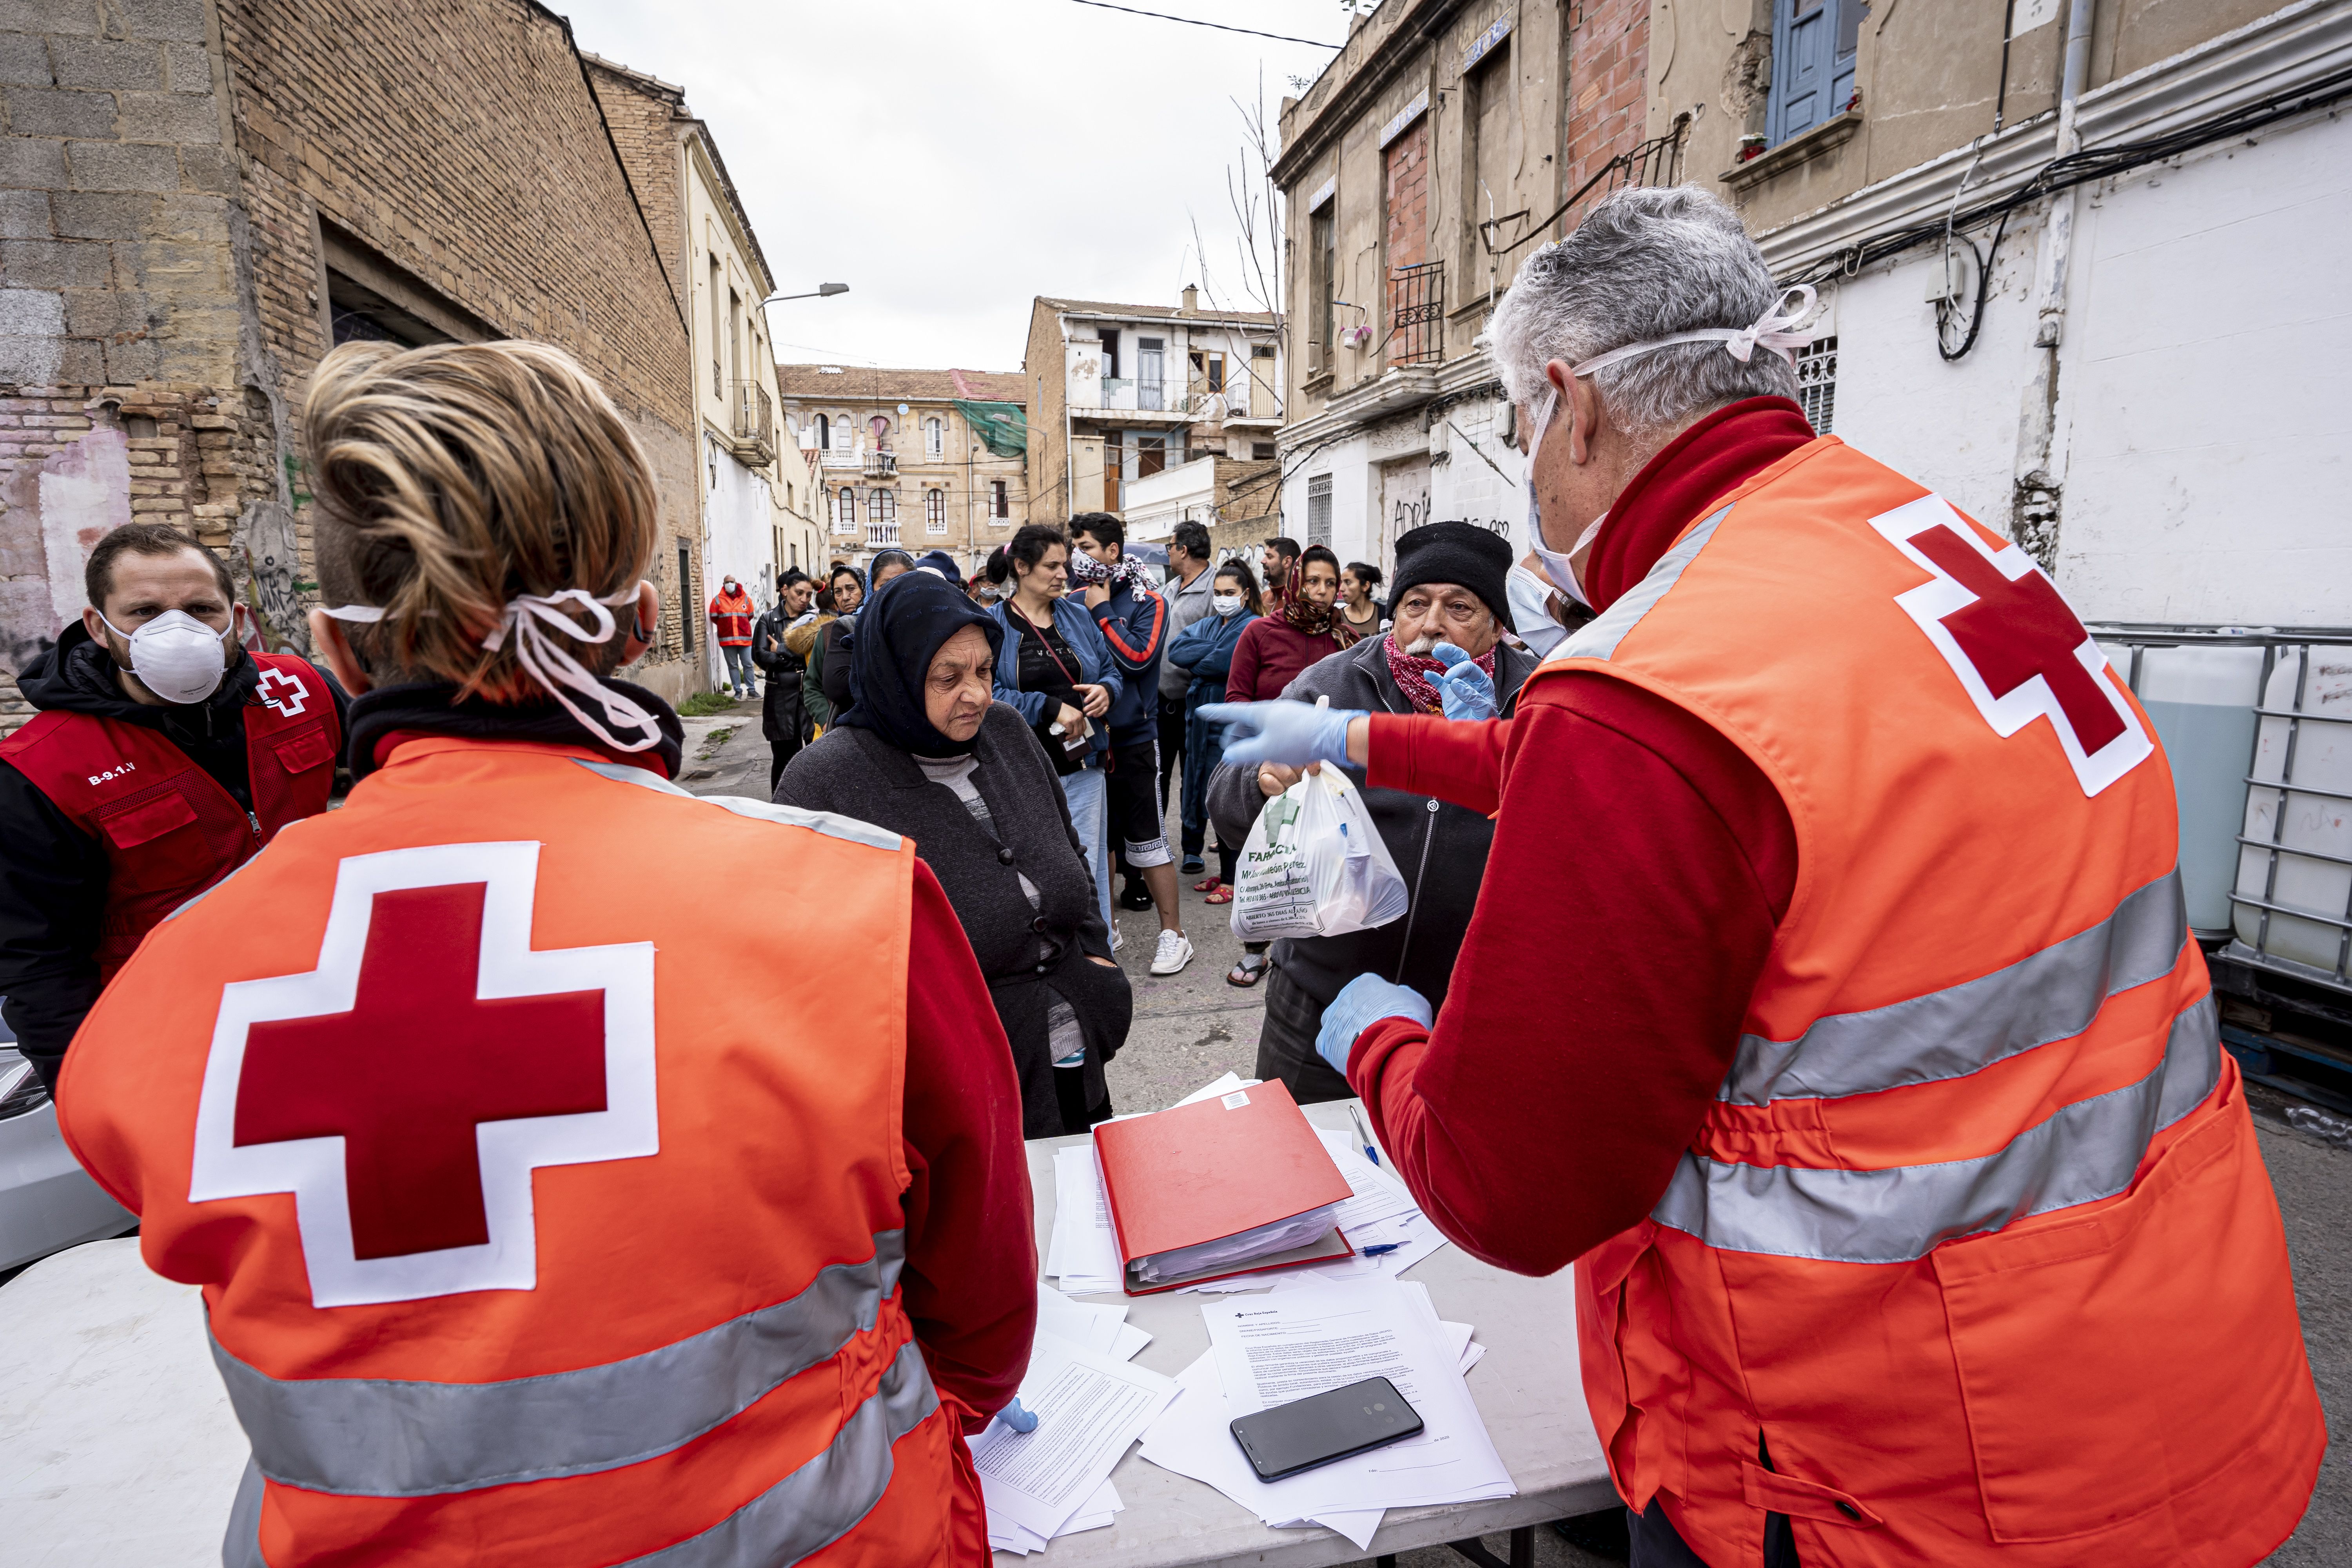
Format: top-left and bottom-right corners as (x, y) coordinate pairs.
(556, 0), (1362, 372)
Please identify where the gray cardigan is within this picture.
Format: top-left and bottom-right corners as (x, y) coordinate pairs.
(775, 701), (1130, 1137)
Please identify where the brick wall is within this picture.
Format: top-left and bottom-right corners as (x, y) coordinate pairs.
(0, 0), (285, 728)
(1561, 0), (1651, 226)
(214, 0), (703, 697)
(1, 0), (711, 728)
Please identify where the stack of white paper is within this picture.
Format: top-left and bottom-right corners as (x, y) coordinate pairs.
(1136, 1277), (1512, 1550)
(1045, 1145), (1124, 1295)
(1178, 1125), (1449, 1292)
(978, 1312), (1171, 1553)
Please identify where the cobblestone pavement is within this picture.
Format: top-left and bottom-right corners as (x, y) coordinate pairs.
(691, 690), (2349, 1567)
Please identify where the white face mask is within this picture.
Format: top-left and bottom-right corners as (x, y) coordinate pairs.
(101, 608), (233, 704)
(1523, 286), (1819, 608)
(1212, 594), (1243, 617)
(1505, 564), (1570, 658)
(1523, 389), (1608, 608)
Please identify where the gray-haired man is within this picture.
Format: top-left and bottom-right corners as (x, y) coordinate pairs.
(1203, 185), (2319, 1568)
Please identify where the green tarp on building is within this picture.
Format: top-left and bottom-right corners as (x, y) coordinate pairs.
(955, 399), (1028, 459)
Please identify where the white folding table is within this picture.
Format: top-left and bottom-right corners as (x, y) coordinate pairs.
(1009, 1099), (1613, 1567)
(0, 1102), (1613, 1568)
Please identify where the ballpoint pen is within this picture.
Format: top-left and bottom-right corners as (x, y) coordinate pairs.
(1348, 1105), (1381, 1166)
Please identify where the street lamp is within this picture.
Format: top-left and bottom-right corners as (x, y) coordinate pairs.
(764, 283), (849, 304)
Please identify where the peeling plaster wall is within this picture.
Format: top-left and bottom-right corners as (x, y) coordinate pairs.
(1827, 109), (2352, 625)
(0, 0), (260, 730)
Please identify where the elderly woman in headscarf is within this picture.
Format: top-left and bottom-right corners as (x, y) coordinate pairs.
(776, 568), (1132, 1136)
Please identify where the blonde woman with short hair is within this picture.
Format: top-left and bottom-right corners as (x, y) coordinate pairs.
(57, 340), (1031, 1568)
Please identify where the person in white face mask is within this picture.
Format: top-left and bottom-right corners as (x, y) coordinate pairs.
(1201, 184), (2320, 1568)
(0, 522), (347, 1092)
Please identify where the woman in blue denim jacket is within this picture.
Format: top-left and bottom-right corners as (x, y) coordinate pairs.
(987, 525), (1122, 938)
(1165, 557), (1261, 900)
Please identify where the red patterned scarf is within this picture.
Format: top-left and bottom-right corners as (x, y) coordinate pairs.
(1383, 634), (1494, 715)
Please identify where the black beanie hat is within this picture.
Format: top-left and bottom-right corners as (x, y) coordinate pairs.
(1388, 521), (1514, 627)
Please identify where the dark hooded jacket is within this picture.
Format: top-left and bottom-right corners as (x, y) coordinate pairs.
(777, 572), (1129, 1136)
(0, 624), (349, 1087)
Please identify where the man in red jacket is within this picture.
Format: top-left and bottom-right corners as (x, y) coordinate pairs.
(1203, 186), (2318, 1568)
(708, 573), (757, 700)
(0, 523), (344, 1093)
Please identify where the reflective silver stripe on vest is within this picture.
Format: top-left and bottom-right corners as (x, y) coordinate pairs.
(1546, 503), (1736, 666)
(1653, 995), (2220, 1265)
(1722, 870), (2190, 1106)
(216, 1230), (907, 1497)
(616, 1337), (939, 1568)
(223, 1456), (265, 1568)
(222, 1340), (940, 1568)
(571, 757), (903, 852)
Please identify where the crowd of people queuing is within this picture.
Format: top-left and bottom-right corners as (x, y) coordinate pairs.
(4, 181), (2317, 1568)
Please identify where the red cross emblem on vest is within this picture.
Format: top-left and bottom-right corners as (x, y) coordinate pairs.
(188, 842), (658, 1307)
(254, 665), (309, 718)
(1871, 495), (2151, 797)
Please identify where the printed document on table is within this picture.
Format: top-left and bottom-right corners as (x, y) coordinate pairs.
(1202, 1276), (1514, 1511)
(987, 1479), (1123, 1554)
(1048, 1145), (1124, 1294)
(971, 1330), (1176, 1540)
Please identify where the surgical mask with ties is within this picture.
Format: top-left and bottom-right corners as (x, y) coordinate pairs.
(1522, 388), (1608, 609)
(100, 608), (233, 704)
(1211, 594), (1243, 617)
(1523, 285), (1818, 609)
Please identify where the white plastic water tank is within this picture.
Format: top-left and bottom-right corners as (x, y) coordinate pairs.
(2100, 642), (2263, 935)
(2232, 646), (2352, 976)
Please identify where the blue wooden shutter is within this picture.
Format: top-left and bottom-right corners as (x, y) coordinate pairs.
(1768, 0), (1853, 147)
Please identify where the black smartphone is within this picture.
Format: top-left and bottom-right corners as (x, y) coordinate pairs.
(1229, 1376), (1423, 1482)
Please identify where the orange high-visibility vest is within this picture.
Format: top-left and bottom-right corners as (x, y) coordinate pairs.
(58, 735), (987, 1568)
(710, 590), (756, 648)
(1539, 438), (2322, 1567)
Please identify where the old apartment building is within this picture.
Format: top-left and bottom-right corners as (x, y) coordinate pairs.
(588, 51), (808, 682)
(1022, 289), (1282, 534)
(0, 0), (716, 717)
(1270, 0), (1660, 577)
(775, 365), (1030, 577)
(1655, 0), (2349, 626)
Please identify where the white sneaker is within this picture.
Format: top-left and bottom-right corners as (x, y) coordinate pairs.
(1149, 929), (1195, 976)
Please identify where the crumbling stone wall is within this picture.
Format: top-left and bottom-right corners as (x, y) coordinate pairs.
(0, 0), (706, 731)
(214, 0), (700, 700)
(0, 0), (274, 731)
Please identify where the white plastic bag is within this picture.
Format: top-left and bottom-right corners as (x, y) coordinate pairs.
(1230, 763), (1410, 942)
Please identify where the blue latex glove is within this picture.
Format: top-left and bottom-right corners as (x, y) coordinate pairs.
(995, 1397), (1038, 1434)
(1431, 642), (1497, 722)
(1316, 973), (1435, 1077)
(1197, 700), (1365, 769)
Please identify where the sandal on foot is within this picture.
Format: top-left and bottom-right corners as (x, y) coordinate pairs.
(1191, 875), (1222, 893)
(1202, 883), (1233, 904)
(1226, 953), (1266, 987)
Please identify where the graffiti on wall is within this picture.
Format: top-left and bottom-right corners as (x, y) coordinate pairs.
(0, 423), (133, 668)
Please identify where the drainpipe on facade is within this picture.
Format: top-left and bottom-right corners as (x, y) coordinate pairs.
(2010, 0), (2096, 570)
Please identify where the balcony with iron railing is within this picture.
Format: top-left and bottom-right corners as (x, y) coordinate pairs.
(864, 451), (897, 479)
(865, 519), (900, 550)
(1082, 378), (1199, 419)
(728, 381), (774, 465)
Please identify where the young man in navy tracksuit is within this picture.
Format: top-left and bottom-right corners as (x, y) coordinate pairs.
(1071, 513), (1194, 977)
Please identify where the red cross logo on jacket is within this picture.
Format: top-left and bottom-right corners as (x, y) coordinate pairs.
(254, 666), (310, 718)
(187, 842), (658, 1307)
(1871, 495), (2151, 797)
